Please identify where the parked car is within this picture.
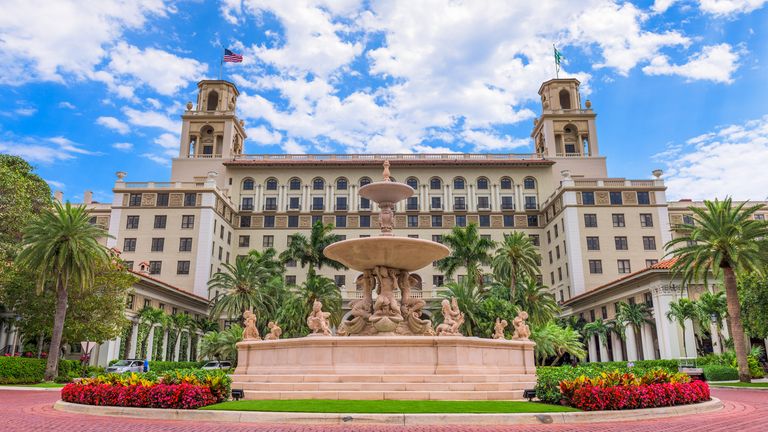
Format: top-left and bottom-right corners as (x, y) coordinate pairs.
(201, 360), (232, 371)
(105, 359), (145, 373)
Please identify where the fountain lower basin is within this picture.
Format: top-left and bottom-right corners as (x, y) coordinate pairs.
(323, 236), (449, 272)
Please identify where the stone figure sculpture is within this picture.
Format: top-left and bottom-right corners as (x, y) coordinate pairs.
(369, 266), (404, 333)
(512, 311), (531, 340)
(338, 271), (376, 336)
(264, 321), (282, 340)
(436, 297), (465, 336)
(242, 309), (260, 340)
(307, 300), (332, 336)
(493, 318), (508, 340)
(396, 270), (433, 335)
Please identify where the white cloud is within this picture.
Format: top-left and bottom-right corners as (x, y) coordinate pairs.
(643, 44), (740, 83)
(97, 116), (130, 134)
(246, 125), (282, 145)
(652, 0), (678, 13)
(282, 139), (308, 154)
(45, 179), (65, 189)
(14, 107), (37, 116)
(141, 153), (171, 166)
(122, 107), (178, 133)
(112, 142), (133, 151)
(0, 136), (97, 163)
(0, 0), (169, 85)
(153, 133), (179, 149)
(698, 0), (768, 16)
(58, 101), (76, 109)
(658, 114), (768, 200)
(462, 130), (531, 152)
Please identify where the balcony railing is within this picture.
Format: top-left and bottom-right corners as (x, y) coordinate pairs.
(234, 153), (544, 161)
(501, 202), (515, 210)
(430, 204), (443, 211)
(263, 204), (277, 211)
(311, 204), (324, 211)
(239, 204), (254, 211)
(406, 203), (419, 210)
(525, 203), (538, 210)
(336, 204), (348, 211)
(453, 203), (466, 211)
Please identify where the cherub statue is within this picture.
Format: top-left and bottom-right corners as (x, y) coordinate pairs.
(338, 272), (376, 336)
(307, 299), (332, 336)
(493, 318), (508, 340)
(382, 160), (391, 181)
(397, 271), (432, 335)
(435, 297), (465, 336)
(512, 311), (531, 340)
(242, 309), (260, 340)
(264, 321), (282, 340)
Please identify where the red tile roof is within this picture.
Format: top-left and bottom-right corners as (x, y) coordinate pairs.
(128, 269), (209, 304)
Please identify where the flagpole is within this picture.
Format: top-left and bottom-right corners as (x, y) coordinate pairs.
(219, 56), (223, 80)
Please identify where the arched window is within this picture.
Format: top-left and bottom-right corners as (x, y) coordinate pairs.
(477, 177), (489, 190)
(242, 178), (254, 190)
(289, 177), (301, 190)
(453, 177), (465, 190)
(313, 178), (325, 190)
(359, 177), (372, 187)
(406, 177), (418, 189)
(207, 90), (219, 111)
(410, 274), (423, 290)
(559, 89), (571, 110)
(500, 177), (513, 190)
(430, 177), (442, 190)
(266, 178), (278, 190)
(523, 177), (537, 190)
(336, 177), (348, 190)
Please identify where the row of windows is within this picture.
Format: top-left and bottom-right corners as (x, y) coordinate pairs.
(131, 260), (192, 276)
(123, 237), (194, 253)
(126, 215), (195, 229)
(242, 176), (538, 191)
(581, 191), (651, 206)
(585, 236), (657, 251)
(583, 213), (654, 228)
(244, 195), (535, 212)
(128, 193), (197, 207)
(578, 295), (654, 324)
(587, 259), (659, 275)
(240, 214), (540, 229)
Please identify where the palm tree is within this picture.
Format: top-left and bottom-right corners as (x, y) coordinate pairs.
(531, 321), (586, 366)
(696, 290), (728, 352)
(198, 325), (243, 364)
(280, 221), (345, 277)
(583, 318), (612, 362)
(666, 198), (768, 382)
(616, 301), (653, 360)
(137, 307), (166, 359)
(491, 231), (540, 298)
(208, 255), (277, 321)
(437, 279), (488, 336)
(277, 274), (342, 337)
(666, 298), (700, 358)
(168, 313), (194, 361)
(15, 202), (111, 380)
(437, 224), (495, 287)
(512, 277), (560, 328)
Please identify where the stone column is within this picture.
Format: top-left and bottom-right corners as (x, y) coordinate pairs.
(641, 322), (656, 360)
(326, 185), (333, 214)
(652, 284), (684, 359)
(161, 330), (169, 361)
(587, 335), (598, 362)
(173, 333), (181, 361)
(611, 334), (624, 361)
(515, 184), (524, 211)
(468, 184), (476, 212)
(128, 321), (139, 358)
(255, 184), (263, 211)
(302, 185), (309, 211)
(186, 331), (193, 360)
(278, 185), (285, 211)
(492, 184), (500, 211)
(625, 323), (639, 361)
(421, 185), (427, 211)
(145, 325), (155, 360)
(599, 339), (609, 363)
(683, 318), (697, 358)
(351, 184), (357, 212)
(0, 323), (7, 352)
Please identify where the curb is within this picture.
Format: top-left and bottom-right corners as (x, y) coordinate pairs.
(53, 398), (723, 425)
(711, 385), (768, 391)
(1, 386), (63, 392)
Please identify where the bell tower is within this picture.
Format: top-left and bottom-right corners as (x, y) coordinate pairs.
(179, 80), (247, 159)
(530, 78), (599, 158)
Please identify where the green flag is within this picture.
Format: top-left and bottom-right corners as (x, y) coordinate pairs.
(553, 45), (563, 66)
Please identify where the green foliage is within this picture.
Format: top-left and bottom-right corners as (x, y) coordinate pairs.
(83, 368), (231, 402)
(511, 278), (560, 328)
(0, 357), (79, 384)
(147, 361), (206, 373)
(276, 274), (342, 337)
(666, 298), (700, 357)
(280, 221), (345, 275)
(702, 365), (739, 381)
(198, 325), (243, 363)
(738, 274), (768, 339)
(491, 231), (540, 298)
(208, 252), (283, 322)
(531, 322), (586, 366)
(435, 279), (488, 336)
(436, 223), (495, 287)
(475, 291), (518, 338)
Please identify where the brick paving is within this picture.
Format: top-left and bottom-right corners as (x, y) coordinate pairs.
(1, 388), (765, 431)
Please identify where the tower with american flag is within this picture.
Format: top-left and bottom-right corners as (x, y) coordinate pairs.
(219, 48), (243, 79)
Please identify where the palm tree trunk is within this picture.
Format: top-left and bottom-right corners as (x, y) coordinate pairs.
(509, 269), (516, 301)
(44, 273), (69, 381)
(680, 321), (688, 357)
(36, 332), (44, 358)
(723, 266), (751, 382)
(122, 323), (134, 359)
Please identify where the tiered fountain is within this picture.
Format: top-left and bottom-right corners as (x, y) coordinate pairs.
(232, 162), (536, 400)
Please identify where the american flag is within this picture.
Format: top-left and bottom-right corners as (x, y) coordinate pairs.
(223, 49), (243, 63)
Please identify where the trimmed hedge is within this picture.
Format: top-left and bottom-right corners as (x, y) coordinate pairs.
(702, 365), (739, 381)
(107, 360), (206, 372)
(0, 357), (80, 384)
(535, 360), (679, 404)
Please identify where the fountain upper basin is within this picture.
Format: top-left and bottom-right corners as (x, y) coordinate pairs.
(324, 236), (449, 271)
(358, 181), (414, 204)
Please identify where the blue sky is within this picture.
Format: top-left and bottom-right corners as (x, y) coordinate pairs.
(1, 0), (767, 203)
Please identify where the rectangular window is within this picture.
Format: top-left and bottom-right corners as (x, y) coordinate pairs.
(640, 213), (654, 227)
(527, 215), (538, 227)
(126, 294), (135, 309)
(219, 225), (224, 239)
(609, 191), (623, 205)
(581, 191), (595, 205)
(501, 196), (514, 210)
(454, 196), (466, 210)
(584, 213), (597, 228)
(431, 196), (442, 210)
(264, 197), (277, 211)
(646, 259), (659, 267)
(548, 251), (553, 264)
(179, 238), (193, 252)
(477, 196), (490, 209)
(547, 231), (551, 244)
(524, 196), (537, 210)
(312, 197), (324, 211)
(408, 234), (419, 239)
(555, 245), (561, 259)
(263, 235), (274, 248)
(586, 236), (600, 250)
(550, 272), (555, 284)
(156, 193), (169, 207)
(176, 261), (190, 275)
(334, 275), (346, 287)
(129, 193), (142, 207)
(288, 215), (299, 228)
(590, 310), (596, 322)
(241, 197), (254, 211)
(124, 261), (133, 270)
(503, 215), (514, 227)
(589, 260), (603, 274)
(289, 196), (301, 210)
(617, 259), (631, 274)
(614, 236), (628, 250)
(612, 213), (625, 227)
(431, 215), (442, 228)
(637, 191), (651, 205)
(238, 235), (250, 247)
(181, 215), (194, 229)
(336, 215), (347, 228)
(311, 215), (322, 225)
(218, 246), (223, 260)
(529, 234), (540, 246)
(126, 215), (140, 229)
(263, 215), (275, 228)
(456, 215), (467, 227)
(227, 231), (231, 245)
(601, 306), (608, 319)
(642, 236), (657, 250)
(154, 215), (167, 229)
(554, 224), (559, 238)
(557, 267), (562, 281)
(286, 259), (297, 268)
(336, 196), (348, 211)
(407, 215), (419, 228)
(149, 261), (162, 275)
(359, 215), (371, 228)
(184, 193), (196, 207)
(479, 214), (490, 227)
(755, 214), (766, 220)
(683, 214), (695, 225)
(151, 238), (164, 252)
(432, 234), (443, 244)
(285, 275), (296, 285)
(123, 238), (136, 252)
(240, 215), (251, 228)
(360, 197), (370, 209)
(433, 275), (444, 287)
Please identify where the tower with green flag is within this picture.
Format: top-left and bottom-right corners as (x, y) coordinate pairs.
(553, 45), (563, 78)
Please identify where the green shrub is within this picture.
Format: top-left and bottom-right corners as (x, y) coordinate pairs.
(702, 365), (738, 381)
(148, 361), (206, 372)
(0, 357), (80, 384)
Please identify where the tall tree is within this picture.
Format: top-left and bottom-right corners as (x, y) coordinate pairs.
(167, 313), (194, 361)
(696, 290), (728, 352)
(666, 198), (768, 382)
(280, 221), (345, 277)
(512, 277), (560, 328)
(437, 279), (488, 336)
(208, 255), (280, 322)
(277, 274), (342, 337)
(665, 298), (700, 357)
(137, 307), (166, 359)
(583, 318), (612, 361)
(0, 155), (51, 261)
(491, 231), (540, 298)
(738, 274), (768, 340)
(437, 224), (495, 287)
(616, 301), (653, 361)
(531, 321), (586, 366)
(15, 202), (111, 380)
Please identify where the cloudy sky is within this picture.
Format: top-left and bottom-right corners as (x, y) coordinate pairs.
(1, 0), (767, 202)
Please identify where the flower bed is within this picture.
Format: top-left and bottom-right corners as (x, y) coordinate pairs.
(61, 369), (230, 410)
(558, 369), (710, 411)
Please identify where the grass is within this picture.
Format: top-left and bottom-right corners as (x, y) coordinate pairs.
(0, 382), (65, 388)
(200, 399), (580, 414)
(710, 382), (768, 388)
